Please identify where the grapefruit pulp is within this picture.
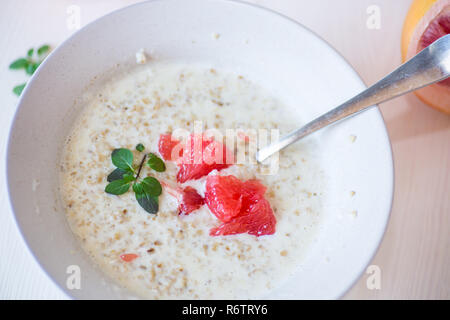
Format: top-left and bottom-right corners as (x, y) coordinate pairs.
(401, 0), (450, 113)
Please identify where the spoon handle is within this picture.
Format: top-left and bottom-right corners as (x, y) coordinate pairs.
(256, 34), (450, 163)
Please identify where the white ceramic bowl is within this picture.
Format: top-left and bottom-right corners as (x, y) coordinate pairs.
(7, 0), (393, 299)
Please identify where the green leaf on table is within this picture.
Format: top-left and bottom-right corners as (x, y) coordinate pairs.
(13, 83), (26, 96)
(10, 45), (51, 98)
(26, 62), (39, 75)
(9, 58), (28, 70)
(147, 153), (166, 172)
(37, 44), (50, 56)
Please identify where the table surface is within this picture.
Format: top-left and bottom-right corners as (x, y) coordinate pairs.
(0, 0), (449, 299)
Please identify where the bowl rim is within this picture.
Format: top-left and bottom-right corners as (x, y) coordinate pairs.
(6, 0), (394, 300)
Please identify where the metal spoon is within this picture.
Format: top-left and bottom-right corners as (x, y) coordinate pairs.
(256, 34), (450, 163)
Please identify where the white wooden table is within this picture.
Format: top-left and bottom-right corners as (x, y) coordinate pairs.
(0, 0), (448, 299)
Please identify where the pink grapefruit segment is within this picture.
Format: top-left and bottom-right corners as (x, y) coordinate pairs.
(206, 175), (276, 237)
(205, 175), (243, 222)
(176, 134), (234, 183)
(158, 133), (235, 182)
(161, 181), (204, 215)
(158, 133), (182, 161)
(209, 197), (276, 237)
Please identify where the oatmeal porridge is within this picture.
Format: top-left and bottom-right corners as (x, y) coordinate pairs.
(60, 61), (325, 299)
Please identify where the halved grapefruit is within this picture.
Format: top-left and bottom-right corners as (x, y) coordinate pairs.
(401, 0), (450, 114)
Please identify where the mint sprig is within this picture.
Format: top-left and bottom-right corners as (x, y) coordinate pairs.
(105, 146), (165, 214)
(9, 44), (51, 96)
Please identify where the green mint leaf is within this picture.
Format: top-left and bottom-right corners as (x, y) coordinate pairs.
(136, 143), (145, 152)
(105, 179), (131, 195)
(37, 44), (50, 56)
(141, 177), (162, 196)
(32, 62), (40, 72)
(132, 183), (143, 194)
(107, 168), (128, 182)
(123, 174), (136, 183)
(111, 148), (134, 172)
(26, 62), (39, 75)
(26, 64), (33, 75)
(132, 179), (160, 214)
(134, 189), (159, 214)
(147, 153), (166, 172)
(9, 58), (28, 70)
(13, 83), (26, 96)
(27, 48), (34, 58)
